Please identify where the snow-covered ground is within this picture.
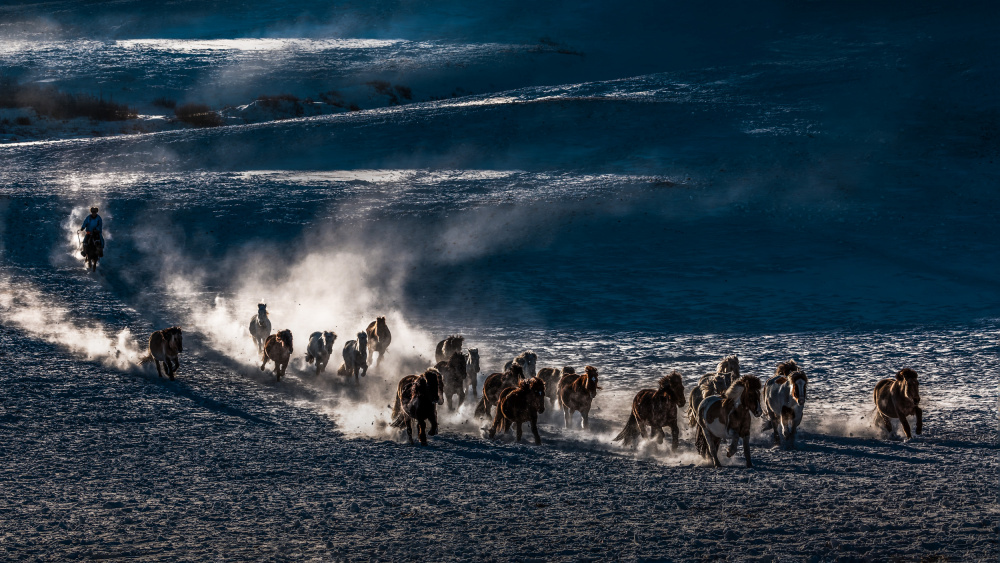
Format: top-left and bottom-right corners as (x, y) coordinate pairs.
(1, 1), (997, 561)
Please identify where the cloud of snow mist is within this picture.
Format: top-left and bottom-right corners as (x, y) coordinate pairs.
(0, 275), (142, 370)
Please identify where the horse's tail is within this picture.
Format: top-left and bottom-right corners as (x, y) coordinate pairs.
(695, 426), (708, 457)
(685, 387), (701, 428)
(612, 413), (640, 446)
(473, 394), (489, 419)
(139, 353), (154, 365)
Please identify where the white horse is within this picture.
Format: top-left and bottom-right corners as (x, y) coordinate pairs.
(305, 331), (337, 376)
(337, 332), (369, 382)
(248, 303), (271, 353)
(763, 371), (808, 449)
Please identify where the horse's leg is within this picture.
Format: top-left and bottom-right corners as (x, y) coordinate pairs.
(531, 411), (541, 445)
(457, 387), (465, 410)
(914, 406), (922, 435)
(446, 391), (454, 412)
(770, 415), (781, 447)
(428, 408), (438, 436)
(405, 418), (414, 445)
(515, 422), (523, 443)
(489, 413), (501, 439)
(898, 412), (913, 440)
(563, 406), (571, 429)
(260, 353), (269, 372)
(725, 431), (740, 458)
(417, 419), (428, 446)
(581, 406), (590, 430)
(743, 434), (753, 468)
(653, 425), (665, 446)
(166, 358), (176, 381)
(708, 434), (722, 468)
(155, 359), (164, 378)
(666, 419), (680, 452)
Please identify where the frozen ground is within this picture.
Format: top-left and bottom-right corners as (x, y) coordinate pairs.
(1, 1), (998, 561)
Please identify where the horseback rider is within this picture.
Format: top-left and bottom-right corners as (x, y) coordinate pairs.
(80, 206), (104, 257)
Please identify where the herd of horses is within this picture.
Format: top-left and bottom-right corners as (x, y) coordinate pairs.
(138, 310), (924, 467)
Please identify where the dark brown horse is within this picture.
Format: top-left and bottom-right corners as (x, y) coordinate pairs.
(82, 233), (100, 272)
(613, 371), (686, 450)
(260, 329), (293, 382)
(557, 365), (601, 429)
(488, 377), (546, 445)
(873, 368), (922, 439)
(538, 366), (574, 408)
(434, 335), (464, 363)
(390, 369), (444, 445)
(695, 375), (763, 468)
(437, 351), (470, 411)
(473, 363), (525, 419)
(365, 316), (391, 367)
(141, 326), (183, 380)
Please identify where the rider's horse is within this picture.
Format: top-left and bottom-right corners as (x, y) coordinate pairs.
(81, 232), (101, 272)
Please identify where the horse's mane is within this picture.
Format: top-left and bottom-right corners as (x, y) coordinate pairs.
(789, 371), (808, 384)
(659, 371), (682, 390)
(896, 368), (918, 380)
(724, 374), (761, 400)
(277, 329), (292, 346)
(775, 360), (798, 377)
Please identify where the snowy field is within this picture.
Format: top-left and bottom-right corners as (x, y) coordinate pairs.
(1, 1), (998, 561)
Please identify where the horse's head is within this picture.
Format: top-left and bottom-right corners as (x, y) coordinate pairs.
(660, 371), (685, 407)
(526, 377), (546, 414)
(742, 375), (763, 417)
(583, 365), (601, 397)
(896, 368), (920, 405)
(790, 371), (808, 406)
(323, 331), (337, 353)
(257, 303), (267, 319)
(518, 350), (537, 379)
(562, 366), (576, 376)
(357, 331), (367, 353)
(376, 316), (386, 328)
(447, 335), (464, 352)
(168, 327), (183, 353)
(467, 348), (480, 376)
(506, 362), (525, 383)
(717, 354), (740, 377)
(278, 329), (293, 353)
(423, 368), (444, 405)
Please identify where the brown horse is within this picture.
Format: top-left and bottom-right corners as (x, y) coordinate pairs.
(557, 365), (601, 429)
(437, 351), (470, 411)
(613, 371), (686, 450)
(695, 375), (763, 468)
(473, 363), (525, 419)
(873, 368), (922, 439)
(82, 233), (100, 272)
(142, 326), (183, 380)
(774, 359), (799, 378)
(538, 366), (574, 408)
(260, 329), (293, 382)
(434, 335), (464, 363)
(488, 377), (546, 445)
(390, 369), (444, 445)
(365, 316), (391, 367)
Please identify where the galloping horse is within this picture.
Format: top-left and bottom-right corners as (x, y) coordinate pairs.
(613, 371), (686, 451)
(473, 363), (524, 419)
(489, 377), (546, 445)
(696, 375), (763, 468)
(305, 331), (337, 376)
(686, 354), (741, 428)
(365, 316), (391, 367)
(260, 329), (293, 381)
(464, 348), (480, 399)
(337, 332), (368, 382)
(763, 370), (808, 449)
(248, 303), (272, 353)
(143, 326), (183, 380)
(390, 369), (444, 445)
(873, 368), (922, 439)
(82, 234), (100, 272)
(437, 351), (470, 411)
(434, 335), (464, 363)
(557, 365), (601, 429)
